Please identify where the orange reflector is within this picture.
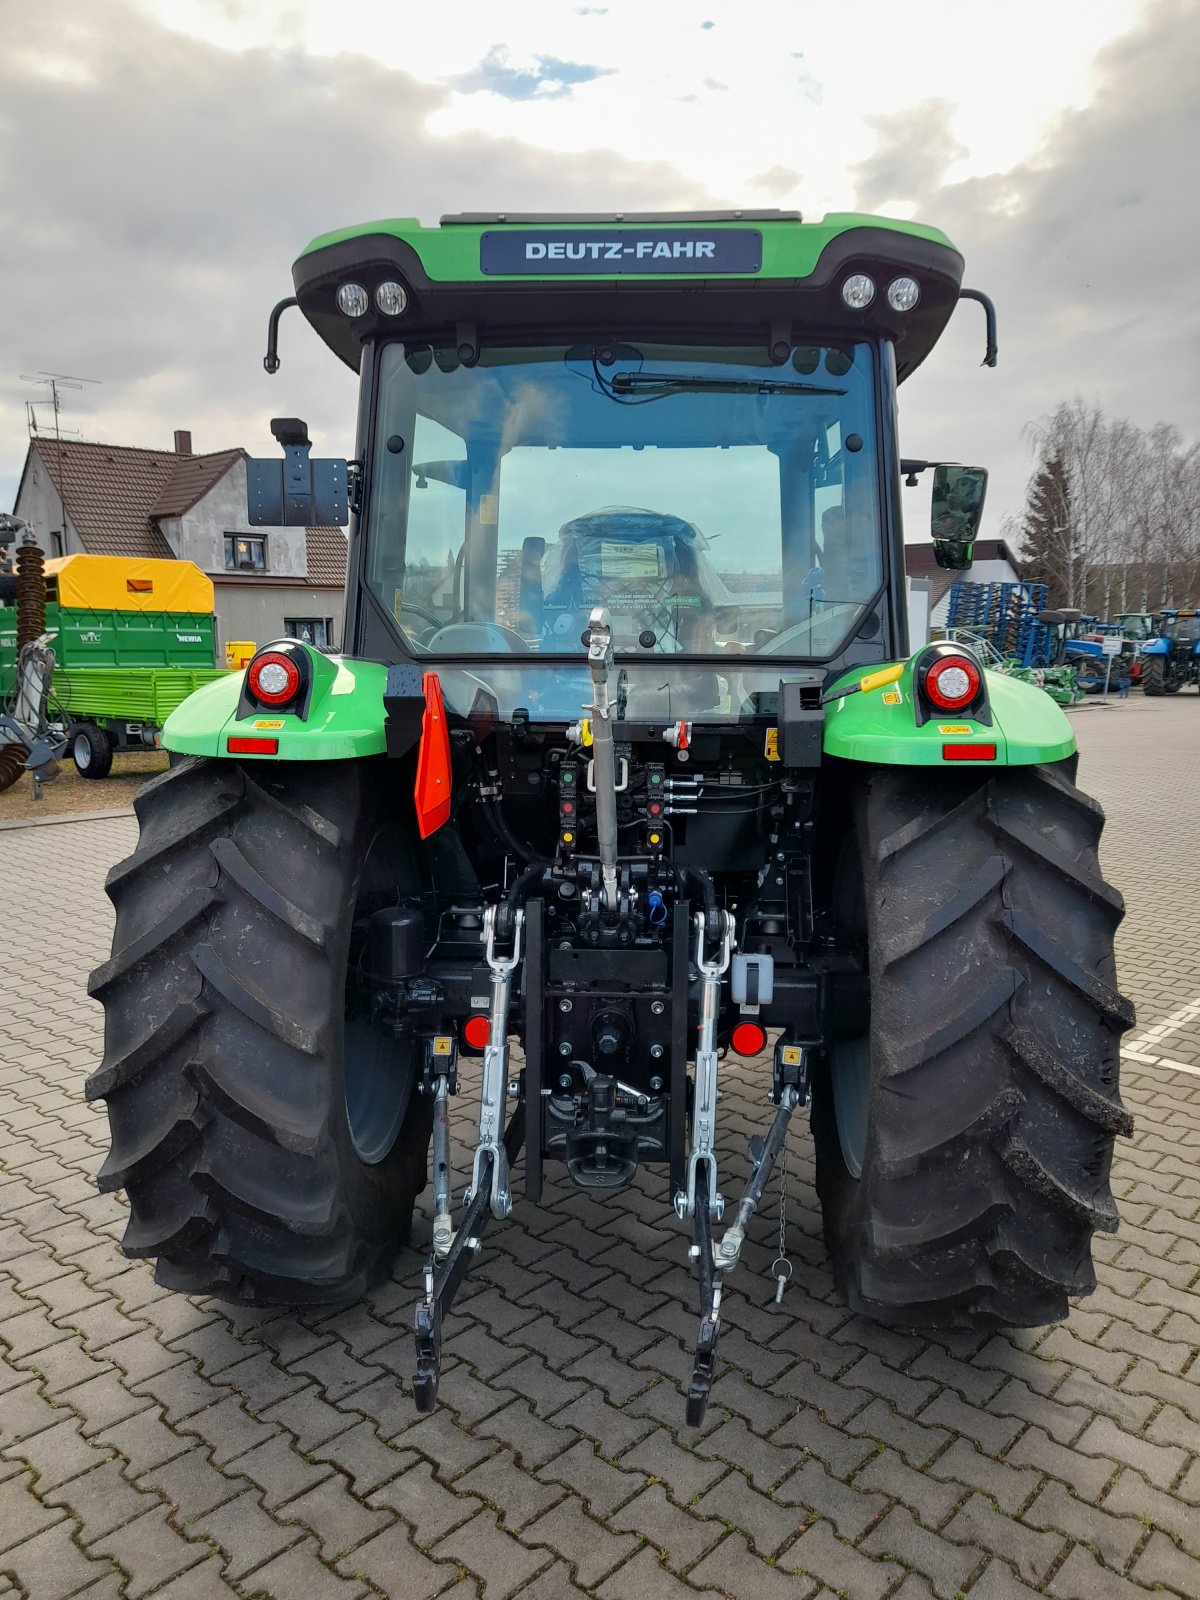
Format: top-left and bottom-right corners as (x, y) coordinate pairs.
(942, 743), (996, 761)
(414, 672), (452, 839)
(227, 736), (278, 755)
(462, 1014), (490, 1050)
(731, 1022), (767, 1057)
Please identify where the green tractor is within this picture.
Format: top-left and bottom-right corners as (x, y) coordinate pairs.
(87, 212), (1133, 1423)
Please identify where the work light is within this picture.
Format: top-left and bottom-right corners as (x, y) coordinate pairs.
(887, 276), (920, 312)
(375, 281), (408, 316)
(841, 274), (875, 309)
(336, 283), (369, 317)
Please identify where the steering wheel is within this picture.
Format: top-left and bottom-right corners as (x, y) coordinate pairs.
(424, 622), (531, 653)
(395, 603), (447, 645)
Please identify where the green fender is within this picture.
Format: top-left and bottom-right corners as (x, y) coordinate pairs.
(163, 644), (389, 760)
(821, 656), (1076, 765)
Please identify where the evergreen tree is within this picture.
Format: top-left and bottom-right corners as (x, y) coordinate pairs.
(1021, 453), (1072, 608)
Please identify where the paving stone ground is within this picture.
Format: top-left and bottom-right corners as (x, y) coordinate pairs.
(1, 694), (1199, 1599)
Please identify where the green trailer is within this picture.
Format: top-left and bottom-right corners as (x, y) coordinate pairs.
(0, 553), (227, 777)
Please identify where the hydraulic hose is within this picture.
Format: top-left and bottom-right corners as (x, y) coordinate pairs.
(482, 798), (552, 869)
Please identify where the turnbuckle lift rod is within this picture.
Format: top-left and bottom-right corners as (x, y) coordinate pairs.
(584, 605), (620, 914)
(677, 909), (734, 1221)
(413, 1100), (526, 1413)
(430, 1073), (454, 1259)
(467, 904), (523, 1220)
(684, 1080), (804, 1427)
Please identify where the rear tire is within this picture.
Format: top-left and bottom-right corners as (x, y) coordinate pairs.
(813, 760), (1134, 1328)
(1140, 656), (1164, 695)
(72, 724), (113, 779)
(86, 756), (433, 1307)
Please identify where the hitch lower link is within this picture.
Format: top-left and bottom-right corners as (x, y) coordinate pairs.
(684, 1029), (813, 1428)
(413, 904), (526, 1413)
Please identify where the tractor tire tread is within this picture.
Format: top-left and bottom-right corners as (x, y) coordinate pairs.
(815, 759), (1133, 1329)
(85, 756), (430, 1306)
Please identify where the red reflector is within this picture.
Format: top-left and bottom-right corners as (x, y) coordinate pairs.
(943, 743), (996, 761)
(227, 737), (278, 755)
(731, 1022), (767, 1057)
(462, 1014), (490, 1050)
(414, 672), (452, 840)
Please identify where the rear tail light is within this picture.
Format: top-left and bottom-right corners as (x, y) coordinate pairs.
(924, 654), (982, 711)
(247, 649), (302, 707)
(731, 1022), (767, 1057)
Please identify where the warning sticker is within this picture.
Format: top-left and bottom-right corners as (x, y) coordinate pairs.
(938, 723), (974, 734)
(882, 690), (903, 705)
(253, 719), (284, 729)
(764, 728), (780, 761)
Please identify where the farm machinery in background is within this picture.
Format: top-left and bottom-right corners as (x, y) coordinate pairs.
(943, 580), (1140, 703)
(1138, 609), (1200, 696)
(0, 528), (228, 793)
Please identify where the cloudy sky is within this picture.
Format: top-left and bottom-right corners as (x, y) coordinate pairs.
(3, 0), (1197, 544)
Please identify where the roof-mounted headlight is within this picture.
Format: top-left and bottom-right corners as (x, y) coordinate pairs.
(887, 276), (921, 312)
(841, 274), (876, 310)
(374, 281), (408, 316)
(335, 282), (369, 318)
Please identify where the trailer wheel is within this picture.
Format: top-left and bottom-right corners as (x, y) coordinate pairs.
(86, 756), (433, 1307)
(813, 760), (1134, 1329)
(72, 723), (113, 779)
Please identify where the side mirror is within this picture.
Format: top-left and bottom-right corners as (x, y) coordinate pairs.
(246, 417), (348, 526)
(930, 463), (988, 571)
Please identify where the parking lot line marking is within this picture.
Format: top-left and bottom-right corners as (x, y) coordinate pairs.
(1123, 1050), (1200, 1080)
(1124, 995), (1200, 1054)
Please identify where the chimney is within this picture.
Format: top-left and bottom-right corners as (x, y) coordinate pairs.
(174, 430), (193, 455)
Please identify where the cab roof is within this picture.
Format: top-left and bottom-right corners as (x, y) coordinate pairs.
(290, 211), (966, 383)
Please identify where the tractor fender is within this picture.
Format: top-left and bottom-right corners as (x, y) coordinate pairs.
(1141, 637), (1169, 655)
(163, 640), (388, 760)
(822, 653), (1075, 767)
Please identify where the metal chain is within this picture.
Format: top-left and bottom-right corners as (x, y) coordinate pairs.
(778, 1136), (788, 1262)
(771, 1120), (794, 1302)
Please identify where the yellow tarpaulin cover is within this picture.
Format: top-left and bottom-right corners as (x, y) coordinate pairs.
(45, 555), (214, 615)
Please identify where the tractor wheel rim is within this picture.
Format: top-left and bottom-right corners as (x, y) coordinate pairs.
(831, 1032), (871, 1180)
(343, 1012), (415, 1165)
(74, 733), (91, 769)
(342, 826), (418, 1166)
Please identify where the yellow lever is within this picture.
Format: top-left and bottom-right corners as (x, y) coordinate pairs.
(858, 663), (905, 694)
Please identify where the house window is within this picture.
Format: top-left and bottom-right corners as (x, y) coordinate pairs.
(284, 617), (334, 648)
(224, 534), (267, 571)
(49, 531), (64, 557)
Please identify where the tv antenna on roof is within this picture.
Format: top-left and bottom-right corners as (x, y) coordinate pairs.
(19, 371), (101, 552)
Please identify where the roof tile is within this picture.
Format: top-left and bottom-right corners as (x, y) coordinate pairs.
(30, 439), (238, 560)
(304, 526), (348, 586)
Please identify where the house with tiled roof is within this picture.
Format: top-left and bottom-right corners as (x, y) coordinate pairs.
(12, 429), (347, 651)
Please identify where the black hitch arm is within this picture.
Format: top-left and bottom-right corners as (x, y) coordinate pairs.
(684, 1076), (805, 1428)
(686, 1164), (720, 1427)
(412, 1098), (526, 1413)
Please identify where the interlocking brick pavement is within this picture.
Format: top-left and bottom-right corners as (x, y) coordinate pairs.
(1, 695), (1199, 1597)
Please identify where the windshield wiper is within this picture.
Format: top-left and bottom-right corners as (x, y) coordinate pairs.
(609, 372), (846, 397)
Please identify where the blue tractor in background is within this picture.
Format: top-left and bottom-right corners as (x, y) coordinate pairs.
(1140, 609), (1200, 696)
